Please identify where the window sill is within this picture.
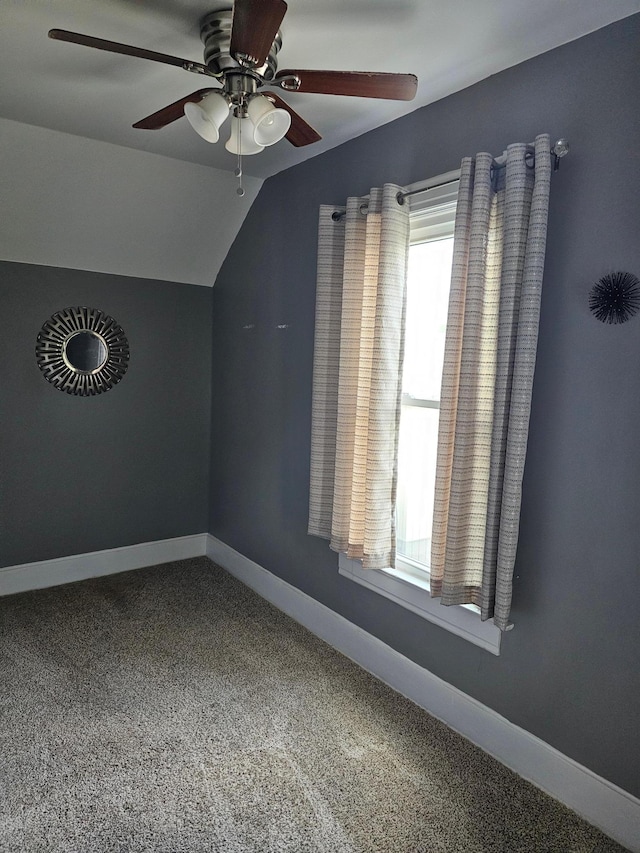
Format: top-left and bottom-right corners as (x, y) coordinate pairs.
(338, 553), (501, 655)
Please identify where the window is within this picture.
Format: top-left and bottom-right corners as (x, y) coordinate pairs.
(339, 172), (502, 654)
(396, 181), (456, 579)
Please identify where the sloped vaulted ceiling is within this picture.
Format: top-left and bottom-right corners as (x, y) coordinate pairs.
(0, 117), (261, 287)
(1, 0), (638, 286)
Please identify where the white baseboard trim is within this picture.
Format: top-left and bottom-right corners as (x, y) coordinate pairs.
(206, 534), (640, 852)
(0, 533), (209, 597)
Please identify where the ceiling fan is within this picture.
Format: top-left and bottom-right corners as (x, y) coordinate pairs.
(48, 0), (418, 172)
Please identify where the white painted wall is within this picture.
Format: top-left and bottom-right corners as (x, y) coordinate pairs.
(0, 118), (262, 286)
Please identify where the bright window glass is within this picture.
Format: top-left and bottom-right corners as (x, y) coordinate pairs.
(396, 196), (456, 574)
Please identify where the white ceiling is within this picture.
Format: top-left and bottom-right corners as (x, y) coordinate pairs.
(2, 0), (639, 179)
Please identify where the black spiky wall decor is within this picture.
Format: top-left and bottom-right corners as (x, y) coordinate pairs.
(589, 271), (640, 324)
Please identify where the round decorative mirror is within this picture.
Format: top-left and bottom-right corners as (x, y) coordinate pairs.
(63, 331), (109, 373)
(36, 307), (130, 395)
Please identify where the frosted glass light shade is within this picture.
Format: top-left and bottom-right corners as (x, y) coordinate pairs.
(184, 92), (229, 143)
(225, 116), (265, 155)
(247, 95), (291, 146)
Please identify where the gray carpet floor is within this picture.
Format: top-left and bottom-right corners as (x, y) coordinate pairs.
(0, 557), (628, 853)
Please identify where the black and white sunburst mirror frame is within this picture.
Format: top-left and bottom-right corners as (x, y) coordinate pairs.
(36, 307), (130, 396)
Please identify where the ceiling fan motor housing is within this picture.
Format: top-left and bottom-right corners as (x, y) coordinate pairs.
(200, 9), (282, 80)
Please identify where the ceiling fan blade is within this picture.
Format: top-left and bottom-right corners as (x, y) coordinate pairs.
(274, 70), (418, 101)
(132, 89), (217, 130)
(265, 93), (321, 147)
(48, 29), (215, 77)
(230, 0), (287, 69)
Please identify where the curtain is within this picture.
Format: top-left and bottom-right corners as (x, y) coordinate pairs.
(308, 184), (410, 569)
(430, 134), (552, 630)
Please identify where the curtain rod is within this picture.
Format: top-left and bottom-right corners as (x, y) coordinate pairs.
(331, 175), (457, 221)
(397, 139), (569, 205)
(332, 139), (569, 221)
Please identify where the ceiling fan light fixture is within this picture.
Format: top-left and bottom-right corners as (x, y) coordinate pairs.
(247, 95), (291, 146)
(225, 116), (265, 155)
(184, 91), (230, 143)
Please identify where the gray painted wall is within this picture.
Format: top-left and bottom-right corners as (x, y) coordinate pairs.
(0, 261), (213, 567)
(209, 15), (640, 797)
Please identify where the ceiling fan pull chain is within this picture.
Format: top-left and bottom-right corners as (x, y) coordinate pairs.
(235, 119), (245, 197)
(236, 155), (244, 196)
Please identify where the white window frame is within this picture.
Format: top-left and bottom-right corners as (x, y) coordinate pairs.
(338, 170), (502, 655)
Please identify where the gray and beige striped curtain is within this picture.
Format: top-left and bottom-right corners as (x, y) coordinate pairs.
(308, 184), (410, 569)
(430, 134), (552, 630)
